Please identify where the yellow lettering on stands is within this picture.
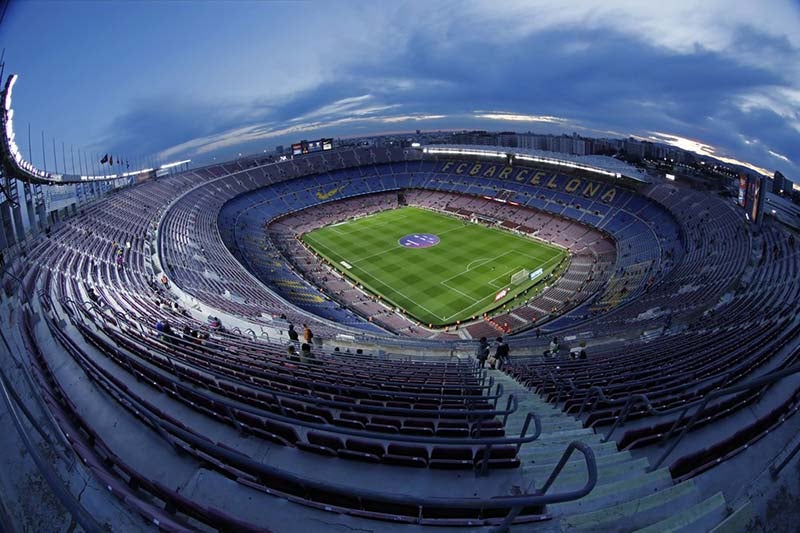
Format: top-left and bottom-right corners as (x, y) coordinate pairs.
(498, 167), (513, 180)
(565, 178), (581, 193)
(583, 182), (601, 197)
(547, 175), (558, 189)
(601, 188), (617, 203)
(455, 163), (468, 174)
(515, 168), (531, 182)
(441, 161), (454, 173)
(483, 165), (497, 178)
(530, 171), (546, 186)
(469, 163), (482, 176)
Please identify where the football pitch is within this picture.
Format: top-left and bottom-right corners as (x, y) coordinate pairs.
(301, 206), (567, 327)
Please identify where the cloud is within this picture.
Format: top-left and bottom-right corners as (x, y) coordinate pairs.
(155, 112), (451, 160)
(648, 132), (773, 176)
(474, 112), (568, 124)
(26, 1), (794, 178)
(768, 150), (791, 163)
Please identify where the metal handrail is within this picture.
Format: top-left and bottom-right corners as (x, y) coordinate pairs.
(646, 360), (800, 472)
(574, 355), (800, 471)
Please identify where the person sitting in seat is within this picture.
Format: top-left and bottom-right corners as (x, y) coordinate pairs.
(286, 344), (300, 362)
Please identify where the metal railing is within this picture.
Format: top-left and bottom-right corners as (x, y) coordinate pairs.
(568, 354), (800, 472)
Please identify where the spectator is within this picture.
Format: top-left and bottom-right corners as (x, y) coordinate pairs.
(88, 286), (103, 307)
(286, 345), (300, 362)
(288, 324), (299, 342)
(156, 319), (173, 344)
(300, 342), (317, 363)
(303, 324), (314, 344)
(475, 337), (489, 368)
(547, 336), (559, 357)
(494, 337), (510, 370)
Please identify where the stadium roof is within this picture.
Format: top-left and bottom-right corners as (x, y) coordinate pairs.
(422, 144), (651, 183)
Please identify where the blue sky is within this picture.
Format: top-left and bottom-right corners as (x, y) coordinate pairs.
(0, 0), (798, 177)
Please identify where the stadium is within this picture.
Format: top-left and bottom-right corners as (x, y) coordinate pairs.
(1, 5), (800, 532)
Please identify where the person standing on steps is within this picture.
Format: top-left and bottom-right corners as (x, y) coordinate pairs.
(494, 337), (510, 370)
(476, 337), (490, 368)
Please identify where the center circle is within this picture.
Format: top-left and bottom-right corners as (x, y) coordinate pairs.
(398, 233), (440, 248)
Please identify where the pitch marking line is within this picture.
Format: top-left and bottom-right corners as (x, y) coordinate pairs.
(440, 280), (480, 303)
(349, 223), (469, 265)
(441, 251), (566, 322)
(302, 233), (447, 321)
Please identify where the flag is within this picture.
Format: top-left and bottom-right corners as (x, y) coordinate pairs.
(109, 155), (113, 165)
(100, 154), (108, 164)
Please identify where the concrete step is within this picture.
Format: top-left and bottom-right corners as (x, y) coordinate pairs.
(519, 440), (620, 463)
(551, 468), (674, 515)
(525, 431), (604, 447)
(709, 500), (755, 533)
(507, 427), (595, 442)
(541, 457), (651, 492)
(633, 492), (727, 533)
(506, 417), (585, 433)
(560, 479), (699, 532)
(519, 450), (634, 470)
(509, 404), (567, 417)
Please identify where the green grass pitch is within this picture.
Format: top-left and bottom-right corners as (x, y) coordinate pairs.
(301, 206), (567, 327)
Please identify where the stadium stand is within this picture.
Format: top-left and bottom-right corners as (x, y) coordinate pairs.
(2, 143), (799, 531)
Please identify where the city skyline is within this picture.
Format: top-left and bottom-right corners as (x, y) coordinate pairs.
(0, 0), (797, 177)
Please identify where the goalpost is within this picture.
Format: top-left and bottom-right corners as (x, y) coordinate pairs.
(510, 268), (530, 285)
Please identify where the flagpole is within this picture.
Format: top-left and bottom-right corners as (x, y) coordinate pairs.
(27, 123), (32, 163)
(70, 144), (75, 174)
(41, 130), (46, 171)
(52, 138), (58, 173)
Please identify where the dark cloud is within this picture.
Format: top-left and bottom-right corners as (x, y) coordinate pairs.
(98, 25), (798, 176)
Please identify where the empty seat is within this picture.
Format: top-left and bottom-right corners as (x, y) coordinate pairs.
(296, 431), (343, 457)
(436, 421), (470, 438)
(402, 419), (435, 437)
(474, 445), (520, 469)
(338, 438), (384, 463)
(383, 444), (429, 468)
(430, 446), (474, 469)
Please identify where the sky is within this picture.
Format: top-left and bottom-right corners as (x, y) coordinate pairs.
(0, 0), (798, 178)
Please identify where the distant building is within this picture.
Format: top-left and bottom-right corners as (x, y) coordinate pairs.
(773, 171), (792, 196)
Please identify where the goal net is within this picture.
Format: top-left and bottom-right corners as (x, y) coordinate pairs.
(510, 268), (530, 285)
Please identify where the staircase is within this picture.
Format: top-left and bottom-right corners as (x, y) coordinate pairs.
(491, 370), (735, 532)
